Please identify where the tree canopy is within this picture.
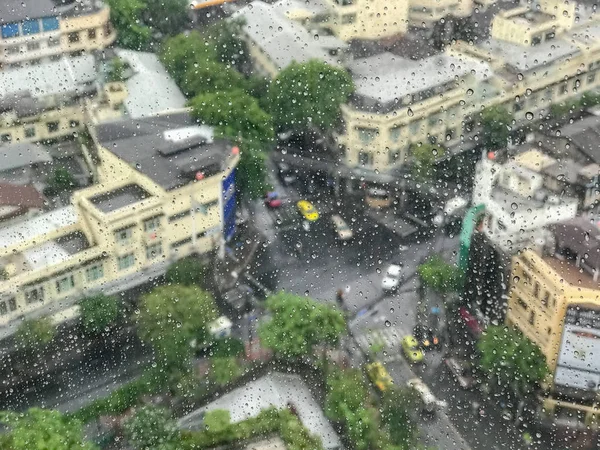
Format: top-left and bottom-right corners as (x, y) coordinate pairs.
(164, 257), (208, 287)
(324, 368), (368, 423)
(480, 106), (513, 150)
(124, 406), (179, 450)
(181, 60), (247, 98)
(208, 357), (242, 387)
(478, 325), (549, 396)
(159, 32), (216, 85)
(259, 292), (346, 358)
(79, 294), (120, 335)
(135, 284), (218, 369)
(0, 408), (96, 450)
(380, 389), (419, 449)
(15, 318), (56, 353)
(410, 143), (445, 180)
(269, 60), (354, 133)
(417, 254), (459, 294)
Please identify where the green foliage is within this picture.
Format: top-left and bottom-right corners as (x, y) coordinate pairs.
(79, 294), (119, 335)
(478, 325), (549, 396)
(135, 284), (218, 370)
(159, 32), (216, 86)
(480, 106), (513, 150)
(123, 406), (179, 450)
(269, 60), (354, 133)
(106, 57), (127, 82)
(410, 143), (445, 180)
(145, 0), (189, 38)
(417, 254), (459, 293)
(15, 318), (56, 352)
(164, 257), (207, 287)
(343, 406), (380, 450)
(210, 337), (245, 358)
(45, 167), (79, 195)
(204, 409), (231, 434)
(202, 18), (249, 69)
(236, 145), (271, 200)
(181, 60), (247, 97)
(208, 357), (242, 387)
(0, 408), (97, 450)
(105, 0), (152, 50)
(324, 368), (368, 422)
(550, 91), (600, 118)
(188, 90), (274, 145)
(246, 76), (271, 110)
(381, 389), (419, 448)
(259, 292), (346, 358)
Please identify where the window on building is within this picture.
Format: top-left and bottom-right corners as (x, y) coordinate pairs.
(0, 134), (11, 143)
(358, 151), (371, 166)
(1, 23), (19, 39)
(171, 237), (192, 248)
(117, 253), (135, 271)
(46, 121), (59, 133)
(5, 45), (20, 55)
(48, 36), (60, 47)
(529, 311), (535, 325)
(70, 120), (80, 128)
(168, 210), (191, 222)
(68, 32), (80, 43)
(588, 72), (596, 84)
(56, 275), (75, 294)
(85, 263), (104, 282)
(357, 127), (378, 145)
(144, 216), (161, 232)
(531, 35), (542, 46)
(42, 17), (60, 32)
(24, 127), (36, 138)
(25, 286), (44, 304)
(115, 227), (133, 244)
(560, 83), (568, 95)
(26, 41), (40, 51)
(341, 13), (356, 24)
(533, 282), (540, 298)
(146, 242), (163, 260)
(409, 121), (421, 134)
(388, 149), (401, 164)
(334, 0), (354, 4)
(88, 28), (97, 40)
(389, 126), (403, 142)
(0, 297), (17, 316)
(517, 297), (528, 310)
(22, 20), (40, 35)
(542, 291), (550, 307)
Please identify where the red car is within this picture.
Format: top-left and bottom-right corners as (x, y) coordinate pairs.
(264, 192), (282, 208)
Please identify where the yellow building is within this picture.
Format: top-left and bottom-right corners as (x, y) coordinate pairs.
(408, 0), (473, 28)
(0, 0), (115, 70)
(0, 112), (239, 336)
(507, 219), (600, 428)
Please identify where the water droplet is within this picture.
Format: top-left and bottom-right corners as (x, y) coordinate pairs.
(384, 320), (391, 327)
(407, 108), (414, 117)
(525, 111), (534, 120)
(466, 89), (474, 96)
(511, 202), (518, 210)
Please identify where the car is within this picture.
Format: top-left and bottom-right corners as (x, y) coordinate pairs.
(401, 335), (424, 364)
(264, 191), (282, 208)
(366, 361), (394, 392)
(413, 324), (442, 351)
(407, 378), (446, 415)
(444, 357), (478, 389)
(382, 263), (404, 292)
(331, 214), (353, 241)
(297, 200), (319, 222)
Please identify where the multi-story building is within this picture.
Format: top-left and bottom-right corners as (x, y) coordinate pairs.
(0, 112), (238, 336)
(0, 0), (115, 70)
(472, 152), (578, 252)
(0, 54), (126, 145)
(507, 219), (600, 429)
(337, 52), (491, 171)
(408, 0), (473, 28)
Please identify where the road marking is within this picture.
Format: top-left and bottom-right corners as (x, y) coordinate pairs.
(354, 328), (402, 352)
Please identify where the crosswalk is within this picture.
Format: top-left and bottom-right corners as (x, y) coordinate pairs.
(353, 327), (404, 353)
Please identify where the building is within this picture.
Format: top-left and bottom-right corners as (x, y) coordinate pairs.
(234, 1), (348, 78)
(0, 143), (53, 187)
(507, 219), (600, 429)
(0, 0), (115, 70)
(408, 0), (473, 28)
(337, 51), (491, 171)
(472, 152), (578, 252)
(0, 183), (45, 224)
(0, 54), (126, 145)
(0, 111), (238, 336)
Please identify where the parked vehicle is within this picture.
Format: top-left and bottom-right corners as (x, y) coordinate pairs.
(444, 357), (479, 390)
(264, 191), (282, 208)
(365, 188), (392, 209)
(297, 200), (319, 222)
(413, 324), (442, 351)
(331, 214), (353, 241)
(407, 378), (446, 415)
(382, 263), (404, 292)
(366, 361), (394, 392)
(402, 335), (424, 363)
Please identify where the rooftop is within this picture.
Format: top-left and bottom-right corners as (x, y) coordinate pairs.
(22, 231), (89, 271)
(553, 115), (600, 164)
(0, 183), (45, 208)
(0, 143), (52, 173)
(115, 49), (187, 119)
(554, 218), (600, 271)
(348, 52), (491, 110)
(234, 1), (344, 72)
(0, 0), (103, 25)
(543, 255), (600, 291)
(95, 112), (234, 191)
(505, 9), (554, 25)
(89, 184), (152, 213)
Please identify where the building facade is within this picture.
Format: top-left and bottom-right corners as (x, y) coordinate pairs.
(0, 0), (115, 70)
(408, 0), (473, 28)
(0, 112), (238, 335)
(507, 221), (600, 428)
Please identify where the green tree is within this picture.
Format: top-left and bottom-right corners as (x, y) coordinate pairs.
(188, 90), (274, 145)
(203, 409), (231, 433)
(343, 406), (379, 450)
(417, 254), (459, 294)
(478, 325), (549, 396)
(0, 408), (96, 450)
(106, 57), (127, 82)
(381, 389), (419, 448)
(208, 357), (242, 387)
(45, 167), (79, 194)
(164, 257), (207, 287)
(79, 294), (120, 335)
(15, 318), (56, 353)
(159, 32), (216, 86)
(181, 60), (247, 97)
(203, 18), (249, 69)
(324, 369), (368, 422)
(410, 143), (445, 180)
(236, 145), (271, 199)
(135, 284), (218, 369)
(210, 337), (245, 358)
(105, 0), (152, 50)
(123, 406), (179, 450)
(259, 292), (346, 358)
(480, 106), (513, 150)
(269, 60), (354, 133)
(145, 0), (189, 38)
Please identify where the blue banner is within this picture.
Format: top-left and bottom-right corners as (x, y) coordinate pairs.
(222, 169), (236, 242)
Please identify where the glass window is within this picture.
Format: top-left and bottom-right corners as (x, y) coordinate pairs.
(1, 23), (19, 39)
(357, 127), (378, 145)
(146, 242), (163, 260)
(85, 263), (104, 282)
(0, 298), (14, 316)
(48, 36), (60, 47)
(588, 72), (596, 84)
(46, 121), (59, 133)
(117, 253), (135, 271)
(5, 45), (20, 55)
(88, 28), (97, 40)
(56, 275), (75, 294)
(389, 126), (403, 142)
(25, 286), (44, 304)
(115, 227), (133, 244)
(24, 127), (36, 138)
(42, 17), (60, 32)
(68, 32), (80, 43)
(342, 13), (356, 24)
(26, 41), (40, 51)
(22, 20), (40, 35)
(144, 216), (161, 232)
(1, 134), (11, 143)
(388, 149), (400, 164)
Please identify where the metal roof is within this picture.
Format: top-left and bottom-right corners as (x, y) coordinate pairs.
(0, 143), (52, 172)
(0, 0), (102, 25)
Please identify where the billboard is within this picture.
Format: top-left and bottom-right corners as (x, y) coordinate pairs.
(555, 306), (600, 391)
(222, 169), (236, 242)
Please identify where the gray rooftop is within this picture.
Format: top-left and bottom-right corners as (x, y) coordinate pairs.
(348, 52), (491, 105)
(0, 143), (52, 172)
(479, 37), (580, 73)
(554, 115), (600, 164)
(0, 55), (97, 103)
(89, 184), (152, 213)
(0, 0), (102, 25)
(234, 1), (344, 72)
(116, 49), (187, 119)
(95, 112), (233, 191)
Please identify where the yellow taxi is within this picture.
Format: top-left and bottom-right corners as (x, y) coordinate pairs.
(401, 335), (424, 364)
(297, 200), (319, 222)
(365, 361), (394, 392)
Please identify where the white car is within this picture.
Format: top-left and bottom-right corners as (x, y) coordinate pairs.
(382, 263), (403, 292)
(407, 378), (446, 414)
(331, 214), (353, 241)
